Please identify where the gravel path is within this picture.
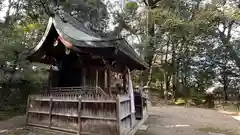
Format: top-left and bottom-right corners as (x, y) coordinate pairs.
(137, 106), (240, 135)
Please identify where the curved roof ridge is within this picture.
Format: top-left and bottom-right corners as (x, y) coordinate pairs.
(26, 12), (148, 70)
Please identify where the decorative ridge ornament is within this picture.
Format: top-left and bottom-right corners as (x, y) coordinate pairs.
(65, 48), (71, 55)
(53, 39), (59, 47)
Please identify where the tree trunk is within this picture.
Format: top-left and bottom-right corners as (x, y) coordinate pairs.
(163, 41), (170, 101)
(172, 42), (177, 100)
(144, 7), (155, 86)
(223, 68), (228, 101)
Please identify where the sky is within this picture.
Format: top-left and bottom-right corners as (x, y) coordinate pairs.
(0, 0), (9, 20)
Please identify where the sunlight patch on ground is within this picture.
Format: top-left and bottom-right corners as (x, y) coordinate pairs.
(0, 127), (24, 134)
(139, 125), (148, 131)
(165, 124), (190, 128)
(0, 130), (8, 133)
(232, 116), (240, 121)
(209, 132), (226, 135)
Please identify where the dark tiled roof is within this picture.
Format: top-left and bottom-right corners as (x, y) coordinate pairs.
(53, 13), (148, 69)
(27, 12), (148, 70)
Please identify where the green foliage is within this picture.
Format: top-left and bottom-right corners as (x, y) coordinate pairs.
(0, 0), (112, 117)
(174, 98), (186, 105)
(55, 0), (109, 34)
(125, 1), (138, 13)
(0, 0), (240, 117)
(0, 0), (48, 113)
(118, 0), (240, 100)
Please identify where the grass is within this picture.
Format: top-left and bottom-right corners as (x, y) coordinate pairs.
(223, 104), (239, 112)
(198, 127), (238, 135)
(0, 111), (23, 121)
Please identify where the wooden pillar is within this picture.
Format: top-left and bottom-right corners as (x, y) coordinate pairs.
(96, 69), (98, 89)
(48, 64), (53, 93)
(129, 94), (133, 127)
(78, 96), (82, 135)
(25, 96), (30, 124)
(48, 96), (53, 128)
(104, 70), (108, 90)
(107, 68), (112, 96)
(116, 95), (121, 135)
(123, 67), (127, 94)
(126, 67), (135, 127)
(82, 68), (86, 86)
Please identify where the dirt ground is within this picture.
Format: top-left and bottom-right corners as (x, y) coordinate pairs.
(0, 106), (240, 135)
(137, 106), (240, 135)
(0, 116), (25, 133)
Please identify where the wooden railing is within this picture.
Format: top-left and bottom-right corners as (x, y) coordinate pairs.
(49, 86), (108, 97)
(26, 92), (132, 135)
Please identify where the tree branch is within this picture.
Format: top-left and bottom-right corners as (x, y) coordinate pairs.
(143, 0), (148, 6)
(226, 20), (234, 42)
(152, 0), (163, 6)
(143, 0), (163, 7)
(40, 0), (54, 16)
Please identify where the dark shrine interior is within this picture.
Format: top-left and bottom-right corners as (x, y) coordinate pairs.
(43, 41), (125, 90)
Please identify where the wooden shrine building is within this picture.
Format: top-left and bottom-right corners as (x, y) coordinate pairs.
(26, 12), (148, 135)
